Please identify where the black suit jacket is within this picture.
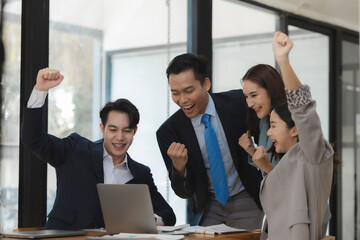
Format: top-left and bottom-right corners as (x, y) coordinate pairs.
(21, 106), (176, 230)
(156, 90), (262, 224)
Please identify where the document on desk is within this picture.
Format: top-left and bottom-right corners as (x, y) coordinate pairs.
(157, 224), (191, 235)
(157, 224), (190, 232)
(182, 224), (253, 235)
(86, 233), (185, 240)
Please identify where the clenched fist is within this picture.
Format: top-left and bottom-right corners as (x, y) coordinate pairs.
(167, 142), (188, 177)
(272, 31), (293, 66)
(35, 68), (64, 91)
(252, 146), (272, 174)
(238, 131), (255, 157)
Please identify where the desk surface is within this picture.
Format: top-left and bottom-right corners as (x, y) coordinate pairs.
(1, 230), (261, 240)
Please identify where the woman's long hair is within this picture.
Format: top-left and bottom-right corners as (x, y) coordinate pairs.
(241, 64), (286, 141)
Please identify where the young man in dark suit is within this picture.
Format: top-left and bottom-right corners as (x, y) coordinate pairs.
(21, 68), (176, 230)
(156, 53), (263, 228)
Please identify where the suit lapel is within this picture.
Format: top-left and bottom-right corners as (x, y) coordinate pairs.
(127, 154), (139, 184)
(92, 139), (105, 183)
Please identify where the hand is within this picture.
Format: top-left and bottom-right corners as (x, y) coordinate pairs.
(167, 142), (188, 177)
(35, 68), (64, 91)
(238, 131), (255, 157)
(154, 215), (164, 226)
(272, 30), (293, 66)
(252, 146), (273, 173)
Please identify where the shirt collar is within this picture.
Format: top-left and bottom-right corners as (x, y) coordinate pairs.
(191, 93), (216, 127)
(103, 146), (129, 169)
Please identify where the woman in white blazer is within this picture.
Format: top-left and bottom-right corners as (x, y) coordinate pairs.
(252, 31), (334, 240)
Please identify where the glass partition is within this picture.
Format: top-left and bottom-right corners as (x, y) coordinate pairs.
(341, 40), (359, 240)
(106, 0), (188, 224)
(49, 0), (187, 224)
(212, 0), (276, 92)
(288, 26), (330, 139)
(0, 0), (21, 231)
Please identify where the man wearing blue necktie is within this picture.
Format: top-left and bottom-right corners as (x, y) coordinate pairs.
(156, 53), (263, 228)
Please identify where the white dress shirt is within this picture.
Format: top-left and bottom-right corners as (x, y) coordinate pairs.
(103, 148), (134, 184)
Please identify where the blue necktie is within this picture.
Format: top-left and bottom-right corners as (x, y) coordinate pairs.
(201, 113), (229, 205)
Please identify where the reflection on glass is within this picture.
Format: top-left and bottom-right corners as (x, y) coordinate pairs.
(341, 40), (359, 240)
(49, 0), (187, 224)
(212, 0), (276, 92)
(0, 1), (21, 231)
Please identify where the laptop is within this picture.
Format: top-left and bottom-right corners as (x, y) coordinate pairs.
(0, 229), (86, 239)
(96, 184), (158, 234)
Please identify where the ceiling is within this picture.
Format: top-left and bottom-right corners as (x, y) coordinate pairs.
(254, 0), (359, 32)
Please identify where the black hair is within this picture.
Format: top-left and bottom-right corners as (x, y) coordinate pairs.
(241, 64), (286, 138)
(166, 53), (209, 85)
(272, 101), (295, 129)
(268, 101), (295, 160)
(99, 98), (139, 129)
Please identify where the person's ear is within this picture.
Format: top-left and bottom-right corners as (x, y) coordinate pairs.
(133, 126), (138, 135)
(100, 123), (105, 135)
(290, 126), (298, 138)
(204, 78), (211, 92)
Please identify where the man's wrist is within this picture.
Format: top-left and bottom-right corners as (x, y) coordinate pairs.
(34, 84), (49, 92)
(174, 167), (186, 178)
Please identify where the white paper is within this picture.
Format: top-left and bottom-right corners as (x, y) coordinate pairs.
(87, 233), (185, 240)
(182, 224), (249, 234)
(157, 224), (190, 232)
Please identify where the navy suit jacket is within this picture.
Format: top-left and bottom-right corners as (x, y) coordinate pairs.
(21, 106), (176, 230)
(156, 90), (262, 224)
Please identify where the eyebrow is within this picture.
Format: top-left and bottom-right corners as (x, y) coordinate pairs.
(171, 85), (194, 92)
(108, 124), (132, 130)
(248, 90), (257, 95)
(270, 121), (277, 124)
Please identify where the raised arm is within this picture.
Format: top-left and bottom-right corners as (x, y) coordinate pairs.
(272, 31), (302, 90)
(21, 68), (76, 167)
(273, 32), (333, 163)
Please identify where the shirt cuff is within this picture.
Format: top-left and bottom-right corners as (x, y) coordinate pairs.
(285, 85), (312, 107)
(27, 87), (48, 108)
(154, 214), (164, 226)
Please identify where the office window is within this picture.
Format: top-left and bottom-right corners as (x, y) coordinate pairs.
(107, 0), (187, 224)
(212, 0), (276, 92)
(49, 0), (187, 224)
(0, 0), (21, 232)
(0, 1), (21, 231)
(48, 0), (103, 215)
(341, 40), (359, 240)
(288, 26), (330, 139)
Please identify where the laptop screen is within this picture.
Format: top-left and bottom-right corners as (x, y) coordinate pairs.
(96, 184), (157, 234)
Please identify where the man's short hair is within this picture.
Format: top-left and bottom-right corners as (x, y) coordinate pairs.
(166, 53), (209, 85)
(99, 98), (139, 129)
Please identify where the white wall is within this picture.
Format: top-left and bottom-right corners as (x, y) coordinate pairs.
(254, 0), (359, 32)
